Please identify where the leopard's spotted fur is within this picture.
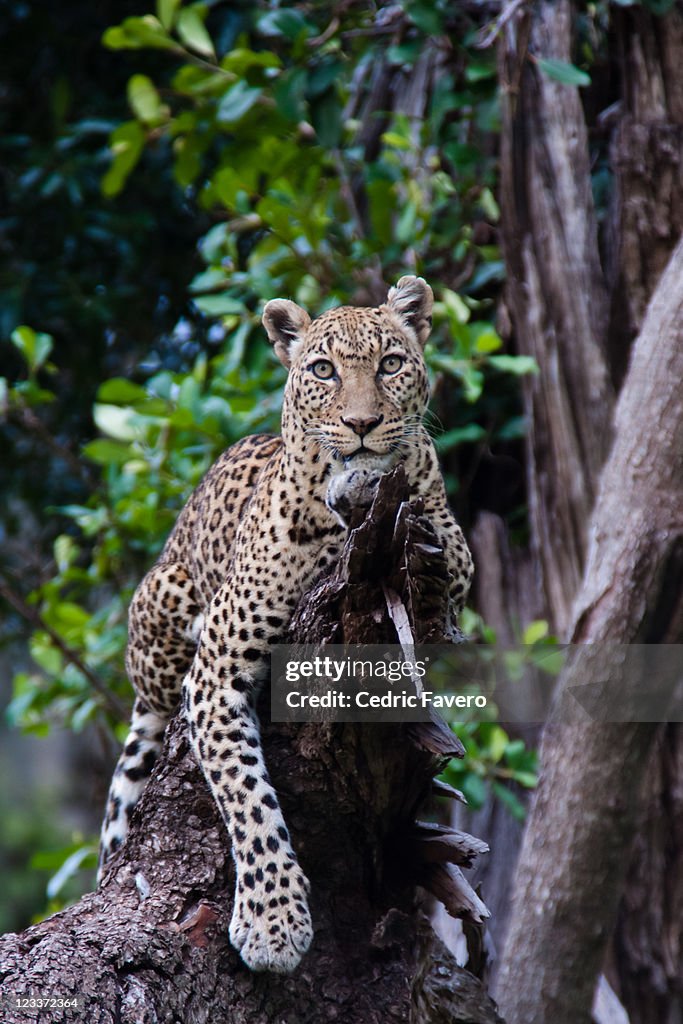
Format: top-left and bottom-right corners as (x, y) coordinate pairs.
(98, 276), (474, 974)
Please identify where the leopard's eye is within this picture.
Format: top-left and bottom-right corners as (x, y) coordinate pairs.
(310, 359), (336, 380)
(379, 354), (404, 375)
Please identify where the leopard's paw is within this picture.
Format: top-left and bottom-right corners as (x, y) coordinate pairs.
(229, 868), (313, 974)
(326, 452), (399, 527)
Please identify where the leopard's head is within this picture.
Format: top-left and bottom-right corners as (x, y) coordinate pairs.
(263, 276), (433, 466)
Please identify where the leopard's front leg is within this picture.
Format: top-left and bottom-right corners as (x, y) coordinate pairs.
(422, 493), (474, 638)
(182, 578), (312, 974)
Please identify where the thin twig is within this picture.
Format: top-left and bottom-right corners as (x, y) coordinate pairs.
(0, 574), (128, 720)
(475, 0), (528, 49)
(307, 15), (340, 47)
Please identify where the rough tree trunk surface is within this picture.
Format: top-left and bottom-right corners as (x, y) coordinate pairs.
(489, 9), (683, 1018)
(465, 0), (617, 971)
(607, 10), (683, 1021)
(498, 0), (613, 639)
(0, 471), (501, 1024)
(495, 237), (683, 1024)
(608, 5), (683, 378)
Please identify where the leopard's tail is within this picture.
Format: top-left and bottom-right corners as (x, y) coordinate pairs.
(97, 697), (168, 882)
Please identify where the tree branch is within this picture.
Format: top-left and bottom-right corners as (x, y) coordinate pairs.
(0, 573), (128, 721)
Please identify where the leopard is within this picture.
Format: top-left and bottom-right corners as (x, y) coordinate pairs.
(98, 275), (474, 975)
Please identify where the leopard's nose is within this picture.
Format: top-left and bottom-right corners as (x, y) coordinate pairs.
(341, 414), (384, 438)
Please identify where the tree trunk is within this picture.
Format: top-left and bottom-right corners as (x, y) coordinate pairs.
(614, 724), (683, 1024)
(497, 0), (613, 639)
(0, 471), (501, 1024)
(489, 9), (683, 1018)
(462, 0), (617, 976)
(606, 9), (683, 1021)
(494, 236), (683, 1024)
(607, 4), (683, 382)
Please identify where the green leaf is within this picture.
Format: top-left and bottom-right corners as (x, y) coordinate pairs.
(511, 770), (538, 789)
(311, 89), (342, 149)
(173, 136), (203, 188)
(467, 261), (505, 293)
(396, 200), (418, 244)
(176, 8), (216, 59)
(157, 0), (182, 30)
(536, 58), (591, 88)
(257, 8), (312, 40)
(442, 288), (471, 325)
(504, 739), (528, 768)
(486, 725), (509, 764)
(177, 376), (201, 411)
(478, 186), (500, 222)
(102, 16), (176, 51)
(54, 535), (77, 573)
(488, 354), (539, 376)
(97, 378), (149, 404)
(381, 131), (412, 151)
(462, 773), (488, 808)
(366, 178), (393, 246)
(221, 48), (282, 75)
(82, 439), (134, 466)
(192, 294), (246, 316)
(405, 0), (443, 35)
(473, 327), (502, 354)
(216, 81), (262, 124)
(386, 42), (420, 67)
(307, 60), (343, 98)
(10, 326), (53, 373)
(273, 68), (307, 122)
(71, 697), (99, 733)
(127, 74), (163, 124)
(523, 619), (549, 645)
(427, 352), (485, 402)
(531, 649), (566, 676)
(465, 61), (497, 83)
(495, 415), (528, 441)
(93, 404), (141, 441)
(30, 636), (63, 675)
(102, 121), (145, 198)
(50, 601), (90, 628)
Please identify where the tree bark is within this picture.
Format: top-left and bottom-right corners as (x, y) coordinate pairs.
(494, 236), (683, 1024)
(497, 0), (614, 639)
(604, 10), (683, 1021)
(0, 471), (501, 1024)
(491, 11), (683, 1018)
(462, 1), (617, 977)
(607, 4), (683, 382)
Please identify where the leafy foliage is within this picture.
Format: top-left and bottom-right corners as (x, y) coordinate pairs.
(4, 0), (537, 726)
(2, 0), (546, 911)
(444, 722), (539, 822)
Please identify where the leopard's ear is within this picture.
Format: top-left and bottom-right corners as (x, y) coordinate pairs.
(385, 275), (433, 347)
(262, 299), (311, 368)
